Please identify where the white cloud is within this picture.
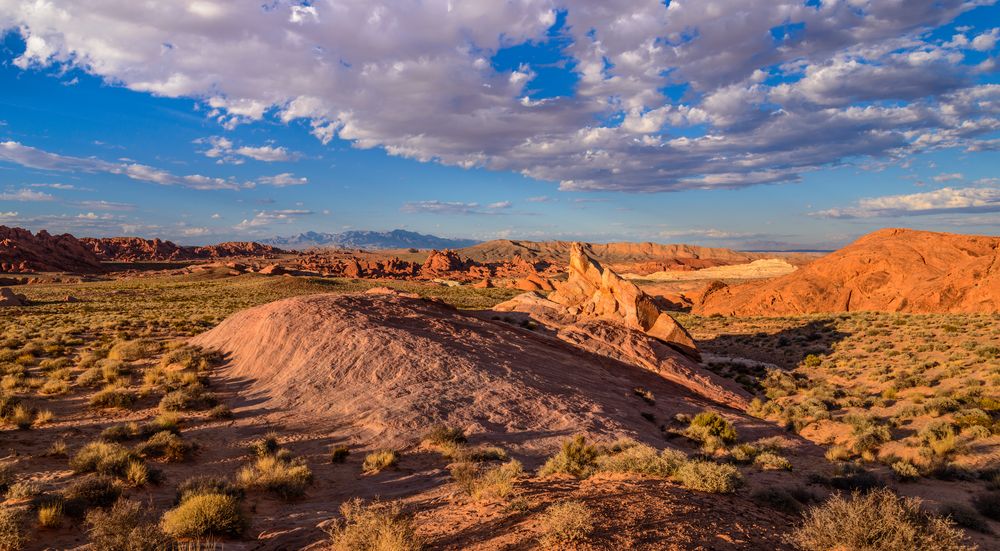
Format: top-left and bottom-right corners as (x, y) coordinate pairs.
(256, 173), (308, 187)
(813, 187), (1000, 218)
(1, 1), (998, 192)
(0, 140), (243, 190)
(401, 200), (513, 215)
(233, 209), (313, 230)
(933, 172), (964, 182)
(196, 136), (299, 163)
(0, 188), (55, 201)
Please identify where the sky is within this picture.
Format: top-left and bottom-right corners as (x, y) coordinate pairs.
(0, 0), (998, 250)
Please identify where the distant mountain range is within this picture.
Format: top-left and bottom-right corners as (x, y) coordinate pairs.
(261, 229), (480, 250)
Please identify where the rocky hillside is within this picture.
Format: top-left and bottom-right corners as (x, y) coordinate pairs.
(82, 237), (286, 261)
(695, 228), (1000, 315)
(460, 239), (814, 274)
(0, 226), (105, 273)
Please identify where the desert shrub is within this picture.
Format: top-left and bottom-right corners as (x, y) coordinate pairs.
(39, 379), (69, 395)
(207, 404), (233, 419)
(159, 345), (218, 371)
(450, 460), (522, 501)
(176, 476), (244, 504)
(69, 441), (139, 477)
(423, 425), (467, 446)
(938, 502), (992, 534)
(362, 450), (398, 474)
(540, 501), (594, 547)
(753, 452), (792, 471)
(37, 501), (63, 528)
(328, 498), (421, 551)
(5, 480), (38, 500)
(673, 460), (743, 493)
(791, 489), (973, 551)
(953, 408), (993, 429)
(919, 421), (960, 457)
(248, 432), (280, 457)
(8, 405), (32, 430)
(77, 367), (103, 387)
(972, 491), (1000, 521)
(107, 339), (159, 362)
(123, 460), (150, 487)
(46, 440), (68, 458)
(890, 460), (921, 481)
(463, 446), (508, 462)
(62, 475), (121, 517)
(330, 445), (350, 463)
(86, 499), (171, 550)
(824, 445), (851, 462)
(160, 493), (245, 539)
(236, 455), (312, 499)
(101, 422), (141, 442)
(685, 411), (737, 449)
(538, 435), (600, 479)
(158, 386), (215, 412)
(89, 384), (135, 409)
(136, 431), (194, 462)
(924, 397), (961, 417)
(595, 444), (686, 477)
(0, 507), (24, 551)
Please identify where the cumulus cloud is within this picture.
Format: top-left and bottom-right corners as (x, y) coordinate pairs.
(812, 187), (1000, 218)
(0, 188), (55, 201)
(933, 172), (965, 182)
(233, 209), (313, 230)
(196, 136), (299, 163)
(401, 200), (513, 215)
(256, 173), (308, 187)
(1, 1), (999, 192)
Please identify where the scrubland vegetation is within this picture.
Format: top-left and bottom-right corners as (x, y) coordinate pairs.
(0, 272), (993, 548)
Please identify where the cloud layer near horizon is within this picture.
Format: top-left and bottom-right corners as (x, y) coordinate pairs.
(2, 0), (998, 193)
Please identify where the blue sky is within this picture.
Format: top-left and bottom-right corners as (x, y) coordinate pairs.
(0, 1), (998, 248)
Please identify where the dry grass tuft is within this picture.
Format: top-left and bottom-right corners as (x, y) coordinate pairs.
(328, 498), (421, 551)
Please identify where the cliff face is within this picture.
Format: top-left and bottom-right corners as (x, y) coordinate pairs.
(0, 226), (106, 273)
(695, 228), (1000, 315)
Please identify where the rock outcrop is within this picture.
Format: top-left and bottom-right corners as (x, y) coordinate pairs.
(420, 250), (468, 276)
(192, 291), (744, 449)
(549, 243), (699, 357)
(83, 237), (286, 261)
(695, 228), (1000, 315)
(489, 244), (749, 409)
(0, 226), (106, 273)
(0, 287), (27, 307)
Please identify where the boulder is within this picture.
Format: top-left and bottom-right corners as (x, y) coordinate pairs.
(0, 287), (27, 307)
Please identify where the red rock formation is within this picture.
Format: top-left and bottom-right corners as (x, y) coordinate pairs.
(83, 236), (286, 261)
(695, 228), (1000, 315)
(548, 243), (699, 358)
(420, 249), (468, 276)
(0, 226), (105, 273)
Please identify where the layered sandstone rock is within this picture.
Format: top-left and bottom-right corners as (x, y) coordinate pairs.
(488, 244), (748, 409)
(0, 226), (105, 273)
(695, 228), (1000, 315)
(549, 243), (698, 357)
